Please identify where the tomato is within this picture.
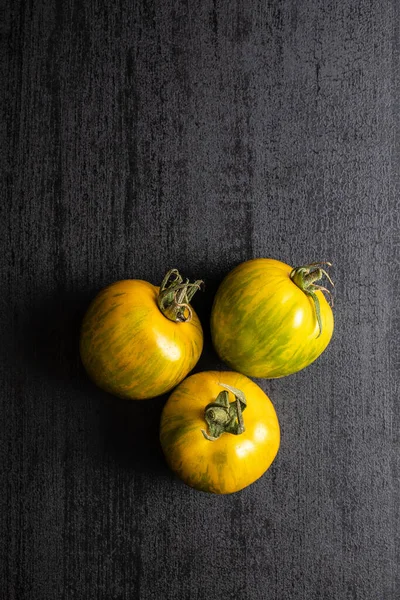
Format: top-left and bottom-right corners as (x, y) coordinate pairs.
(80, 269), (203, 400)
(160, 371), (280, 494)
(210, 258), (334, 378)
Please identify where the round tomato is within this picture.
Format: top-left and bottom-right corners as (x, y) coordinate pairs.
(210, 258), (334, 378)
(80, 269), (203, 400)
(160, 371), (280, 494)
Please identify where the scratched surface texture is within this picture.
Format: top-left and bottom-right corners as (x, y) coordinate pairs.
(1, 0), (399, 599)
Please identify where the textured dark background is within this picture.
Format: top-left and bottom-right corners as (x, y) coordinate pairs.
(1, 1), (399, 599)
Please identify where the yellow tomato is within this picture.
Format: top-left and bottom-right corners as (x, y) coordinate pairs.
(211, 258), (334, 378)
(80, 270), (203, 400)
(160, 371), (280, 494)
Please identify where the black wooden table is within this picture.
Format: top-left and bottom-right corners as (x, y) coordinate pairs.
(2, 1), (398, 599)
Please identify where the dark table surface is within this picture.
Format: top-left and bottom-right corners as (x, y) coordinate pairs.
(2, 1), (399, 599)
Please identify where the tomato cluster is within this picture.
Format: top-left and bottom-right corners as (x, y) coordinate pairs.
(80, 259), (334, 494)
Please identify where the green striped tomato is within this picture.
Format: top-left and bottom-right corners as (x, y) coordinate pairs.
(160, 371), (280, 494)
(80, 270), (203, 400)
(210, 258), (334, 378)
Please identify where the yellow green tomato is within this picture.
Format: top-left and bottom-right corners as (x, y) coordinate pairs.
(211, 258), (334, 378)
(160, 371), (280, 494)
(80, 269), (203, 400)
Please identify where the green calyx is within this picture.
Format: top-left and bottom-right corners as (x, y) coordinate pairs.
(157, 268), (204, 323)
(201, 384), (247, 442)
(290, 261), (334, 338)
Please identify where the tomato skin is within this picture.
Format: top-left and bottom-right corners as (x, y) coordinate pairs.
(80, 280), (203, 400)
(160, 371), (280, 494)
(210, 258), (334, 378)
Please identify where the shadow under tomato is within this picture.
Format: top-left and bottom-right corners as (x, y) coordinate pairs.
(189, 277), (227, 374)
(17, 288), (94, 385)
(99, 391), (169, 475)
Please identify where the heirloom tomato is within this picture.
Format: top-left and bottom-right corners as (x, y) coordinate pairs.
(210, 258), (334, 378)
(80, 269), (203, 400)
(160, 371), (280, 494)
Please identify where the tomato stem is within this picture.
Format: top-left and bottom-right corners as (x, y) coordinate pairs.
(289, 262), (334, 338)
(201, 384), (247, 441)
(157, 269), (204, 323)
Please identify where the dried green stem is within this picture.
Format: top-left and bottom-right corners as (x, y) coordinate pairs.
(201, 384), (247, 441)
(290, 261), (334, 338)
(157, 269), (203, 323)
